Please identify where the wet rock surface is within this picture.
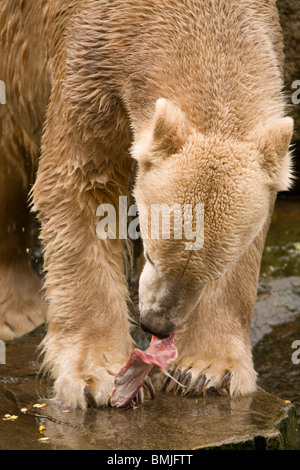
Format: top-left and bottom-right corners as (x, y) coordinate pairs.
(0, 326), (299, 450)
(250, 195), (300, 426)
(253, 316), (300, 426)
(251, 277), (300, 345)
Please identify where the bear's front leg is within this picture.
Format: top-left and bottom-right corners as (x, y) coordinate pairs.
(33, 122), (134, 409)
(157, 224), (271, 397)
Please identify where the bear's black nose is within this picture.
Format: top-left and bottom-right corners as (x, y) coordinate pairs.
(140, 320), (172, 339)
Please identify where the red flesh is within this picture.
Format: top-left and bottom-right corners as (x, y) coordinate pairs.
(111, 332), (177, 409)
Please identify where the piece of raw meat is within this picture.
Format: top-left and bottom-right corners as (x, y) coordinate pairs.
(111, 332), (177, 409)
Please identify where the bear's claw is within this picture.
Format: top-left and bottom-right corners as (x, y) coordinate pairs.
(84, 386), (98, 409)
(162, 369), (232, 396)
(161, 369), (173, 392)
(218, 371), (232, 391)
(144, 377), (156, 400)
(194, 374), (207, 395)
(181, 371), (192, 388)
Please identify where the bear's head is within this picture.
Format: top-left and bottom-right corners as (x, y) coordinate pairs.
(132, 98), (294, 338)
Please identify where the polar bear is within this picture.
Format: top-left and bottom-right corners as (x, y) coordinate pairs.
(0, 0), (293, 408)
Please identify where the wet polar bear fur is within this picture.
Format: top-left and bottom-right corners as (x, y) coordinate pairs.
(0, 0), (293, 408)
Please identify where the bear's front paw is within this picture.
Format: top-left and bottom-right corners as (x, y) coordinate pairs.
(51, 365), (118, 409)
(158, 357), (257, 397)
(52, 362), (156, 409)
(41, 333), (134, 409)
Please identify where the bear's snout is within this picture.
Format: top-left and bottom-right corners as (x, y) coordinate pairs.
(140, 311), (175, 339)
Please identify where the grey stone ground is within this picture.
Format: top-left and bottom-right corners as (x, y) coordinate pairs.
(0, 333), (299, 450)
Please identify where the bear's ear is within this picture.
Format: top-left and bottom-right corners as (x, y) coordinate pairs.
(257, 117), (294, 191)
(131, 98), (193, 164)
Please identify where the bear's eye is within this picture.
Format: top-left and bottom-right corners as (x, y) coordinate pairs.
(145, 251), (155, 267)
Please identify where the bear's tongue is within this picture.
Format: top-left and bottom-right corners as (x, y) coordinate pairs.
(110, 332), (177, 409)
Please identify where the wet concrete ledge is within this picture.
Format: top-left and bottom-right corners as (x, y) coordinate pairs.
(0, 328), (299, 451)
